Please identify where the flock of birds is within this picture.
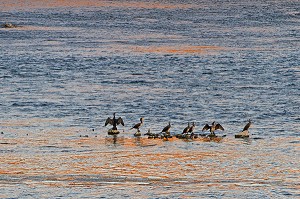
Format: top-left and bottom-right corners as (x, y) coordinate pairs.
(2, 22), (252, 140)
(104, 113), (252, 139)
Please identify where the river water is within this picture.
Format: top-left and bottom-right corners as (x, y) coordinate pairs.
(0, 0), (299, 198)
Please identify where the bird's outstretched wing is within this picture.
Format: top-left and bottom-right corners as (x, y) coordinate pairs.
(105, 117), (113, 126)
(242, 120), (251, 131)
(117, 117), (124, 126)
(215, 123), (224, 131)
(202, 124), (210, 131)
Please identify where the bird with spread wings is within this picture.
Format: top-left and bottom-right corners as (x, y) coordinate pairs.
(105, 113), (124, 130)
(202, 121), (224, 136)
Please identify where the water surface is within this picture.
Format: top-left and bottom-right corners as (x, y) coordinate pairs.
(0, 0), (299, 198)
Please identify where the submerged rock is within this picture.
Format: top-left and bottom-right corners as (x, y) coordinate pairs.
(108, 129), (120, 135)
(235, 130), (250, 138)
(145, 129), (160, 139)
(2, 23), (18, 28)
(176, 133), (198, 139)
(147, 133), (160, 139)
(80, 135), (89, 138)
(134, 131), (142, 137)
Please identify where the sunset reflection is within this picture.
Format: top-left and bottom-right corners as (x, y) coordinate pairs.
(1, 0), (299, 198)
(133, 45), (224, 55)
(0, 0), (194, 11)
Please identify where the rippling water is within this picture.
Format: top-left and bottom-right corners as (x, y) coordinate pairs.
(0, 0), (299, 198)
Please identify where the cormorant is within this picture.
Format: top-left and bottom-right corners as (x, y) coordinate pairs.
(202, 121), (224, 136)
(182, 122), (190, 134)
(161, 122), (171, 135)
(242, 119), (251, 132)
(235, 119), (252, 138)
(130, 117), (144, 132)
(188, 122), (195, 133)
(105, 113), (124, 130)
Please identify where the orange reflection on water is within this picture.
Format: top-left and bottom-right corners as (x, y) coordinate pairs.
(0, 0), (194, 11)
(133, 45), (225, 55)
(1, 134), (299, 197)
(0, 117), (64, 127)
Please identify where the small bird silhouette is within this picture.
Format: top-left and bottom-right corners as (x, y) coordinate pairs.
(182, 122), (190, 134)
(188, 122), (195, 133)
(202, 121), (224, 136)
(104, 113), (124, 130)
(161, 122), (171, 135)
(235, 119), (252, 138)
(130, 117), (144, 132)
(242, 119), (251, 132)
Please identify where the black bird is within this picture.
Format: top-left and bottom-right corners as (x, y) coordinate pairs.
(235, 119), (252, 138)
(188, 122), (195, 133)
(161, 122), (171, 135)
(182, 122), (190, 134)
(242, 119), (251, 132)
(130, 117), (144, 132)
(202, 121), (224, 136)
(105, 113), (124, 130)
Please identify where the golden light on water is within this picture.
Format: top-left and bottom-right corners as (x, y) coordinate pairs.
(0, 0), (195, 11)
(132, 45), (224, 55)
(1, 133), (299, 181)
(1, 0), (299, 197)
(1, 129), (299, 198)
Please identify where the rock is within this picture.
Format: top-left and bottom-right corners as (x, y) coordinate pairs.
(176, 134), (191, 139)
(79, 135), (89, 137)
(108, 129), (120, 135)
(2, 23), (17, 28)
(134, 132), (141, 137)
(235, 130), (249, 138)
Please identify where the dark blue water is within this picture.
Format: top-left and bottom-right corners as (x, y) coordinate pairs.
(0, 0), (299, 198)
